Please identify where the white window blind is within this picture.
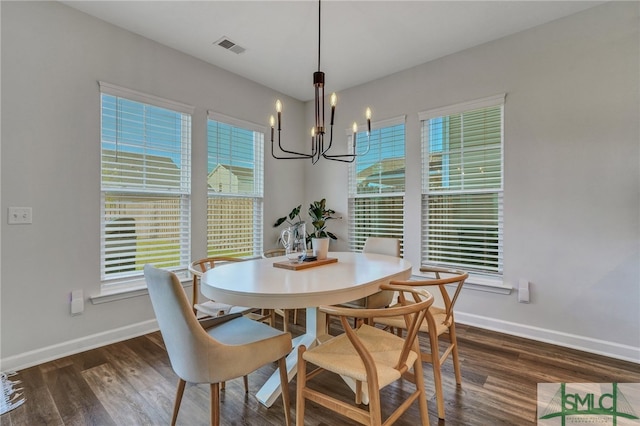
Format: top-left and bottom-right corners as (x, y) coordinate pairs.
(420, 95), (504, 275)
(99, 82), (192, 282)
(207, 112), (264, 258)
(348, 118), (405, 254)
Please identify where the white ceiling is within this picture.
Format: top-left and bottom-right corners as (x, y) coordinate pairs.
(62, 0), (606, 101)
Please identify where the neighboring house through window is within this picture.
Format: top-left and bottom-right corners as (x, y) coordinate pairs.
(419, 94), (505, 276)
(207, 112), (264, 257)
(348, 116), (406, 254)
(99, 82), (193, 285)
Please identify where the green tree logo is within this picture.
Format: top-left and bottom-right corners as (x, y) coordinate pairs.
(539, 383), (639, 425)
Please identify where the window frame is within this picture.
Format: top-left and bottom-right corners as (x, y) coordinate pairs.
(419, 94), (505, 278)
(206, 111), (265, 259)
(348, 116), (406, 254)
(99, 82), (194, 287)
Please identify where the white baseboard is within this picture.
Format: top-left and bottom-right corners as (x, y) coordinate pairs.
(0, 319), (159, 372)
(456, 312), (640, 364)
(2, 313), (638, 373)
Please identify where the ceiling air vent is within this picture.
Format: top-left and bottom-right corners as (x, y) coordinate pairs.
(214, 36), (245, 55)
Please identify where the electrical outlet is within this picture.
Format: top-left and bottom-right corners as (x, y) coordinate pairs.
(71, 290), (84, 315)
(8, 207), (32, 224)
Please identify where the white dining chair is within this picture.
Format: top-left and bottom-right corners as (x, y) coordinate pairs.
(327, 237), (400, 332)
(144, 264), (292, 426)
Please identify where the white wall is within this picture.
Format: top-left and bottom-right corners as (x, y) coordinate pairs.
(0, 1), (307, 369)
(306, 1), (639, 361)
(1, 1), (638, 369)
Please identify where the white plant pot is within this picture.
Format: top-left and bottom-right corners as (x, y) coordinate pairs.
(311, 237), (330, 260)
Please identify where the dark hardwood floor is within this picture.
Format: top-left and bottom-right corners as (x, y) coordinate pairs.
(2, 313), (638, 425)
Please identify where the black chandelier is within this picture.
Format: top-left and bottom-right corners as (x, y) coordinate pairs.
(269, 0), (371, 164)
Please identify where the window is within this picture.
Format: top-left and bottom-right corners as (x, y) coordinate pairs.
(99, 82), (193, 283)
(348, 117), (406, 254)
(420, 94), (505, 275)
(207, 112), (264, 258)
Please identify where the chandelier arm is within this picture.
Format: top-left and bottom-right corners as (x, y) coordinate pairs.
(322, 152), (356, 163)
(271, 144), (313, 160)
(271, 131), (313, 159)
(322, 134), (356, 162)
(311, 135), (318, 157)
(312, 135), (321, 164)
(321, 124), (334, 155)
(355, 133), (371, 156)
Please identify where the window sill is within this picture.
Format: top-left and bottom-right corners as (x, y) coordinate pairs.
(90, 271), (191, 305)
(411, 271), (512, 294)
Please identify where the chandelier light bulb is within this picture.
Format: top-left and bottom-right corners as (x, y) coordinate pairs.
(275, 100), (282, 130)
(330, 93), (337, 107)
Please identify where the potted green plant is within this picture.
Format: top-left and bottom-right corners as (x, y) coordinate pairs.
(306, 199), (337, 241)
(274, 199), (337, 257)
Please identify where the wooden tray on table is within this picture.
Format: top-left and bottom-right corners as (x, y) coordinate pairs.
(273, 257), (338, 270)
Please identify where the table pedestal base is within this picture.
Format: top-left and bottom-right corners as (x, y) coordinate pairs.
(256, 307), (325, 407)
(255, 307), (371, 407)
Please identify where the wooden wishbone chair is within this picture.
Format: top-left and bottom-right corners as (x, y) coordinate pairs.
(374, 266), (468, 420)
(189, 256), (275, 326)
(262, 248), (299, 332)
(296, 283), (435, 426)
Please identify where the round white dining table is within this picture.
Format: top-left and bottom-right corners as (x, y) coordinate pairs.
(200, 251), (412, 407)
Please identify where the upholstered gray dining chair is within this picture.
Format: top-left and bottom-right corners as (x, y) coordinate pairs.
(144, 264), (292, 426)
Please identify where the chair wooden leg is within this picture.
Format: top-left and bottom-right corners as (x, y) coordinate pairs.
(283, 310), (290, 333)
(367, 384), (383, 426)
(292, 308), (299, 325)
(429, 333), (446, 420)
(296, 346), (307, 426)
(278, 357), (291, 426)
(171, 379), (186, 426)
(192, 276), (199, 316)
(450, 326), (462, 386)
(412, 341), (431, 426)
(210, 382), (220, 426)
(243, 375), (249, 393)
